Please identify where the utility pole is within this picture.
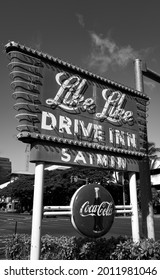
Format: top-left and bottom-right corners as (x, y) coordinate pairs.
(134, 59), (155, 240)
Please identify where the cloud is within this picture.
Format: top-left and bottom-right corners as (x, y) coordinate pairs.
(88, 32), (138, 73)
(76, 13), (85, 28)
(31, 32), (42, 51)
(144, 80), (156, 90)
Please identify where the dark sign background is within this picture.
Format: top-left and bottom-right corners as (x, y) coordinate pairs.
(5, 42), (149, 171)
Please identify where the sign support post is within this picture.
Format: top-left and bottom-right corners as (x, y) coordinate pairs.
(134, 59), (155, 240)
(30, 162), (44, 260)
(129, 172), (140, 242)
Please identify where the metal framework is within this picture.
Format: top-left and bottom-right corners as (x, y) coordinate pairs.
(43, 205), (133, 216)
(142, 62), (160, 83)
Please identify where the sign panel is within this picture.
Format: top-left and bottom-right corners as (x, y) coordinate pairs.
(30, 142), (139, 171)
(5, 41), (149, 171)
(70, 184), (115, 238)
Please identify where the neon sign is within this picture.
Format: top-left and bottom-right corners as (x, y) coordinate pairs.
(5, 41), (149, 171)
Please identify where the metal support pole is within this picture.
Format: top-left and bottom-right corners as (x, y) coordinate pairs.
(129, 172), (140, 242)
(30, 162), (44, 260)
(122, 184), (126, 216)
(134, 59), (144, 92)
(121, 173), (126, 216)
(142, 62), (160, 83)
(134, 59), (155, 240)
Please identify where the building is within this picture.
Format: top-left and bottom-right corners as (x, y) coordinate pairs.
(0, 157), (11, 184)
(0, 157), (11, 172)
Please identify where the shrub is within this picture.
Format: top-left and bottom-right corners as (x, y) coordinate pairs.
(78, 236), (126, 260)
(5, 234), (30, 260)
(110, 238), (160, 260)
(40, 235), (80, 260)
(5, 234), (160, 260)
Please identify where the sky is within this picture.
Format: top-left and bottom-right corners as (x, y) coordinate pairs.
(0, 0), (160, 173)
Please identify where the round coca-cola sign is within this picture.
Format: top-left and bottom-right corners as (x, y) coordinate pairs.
(70, 184), (115, 238)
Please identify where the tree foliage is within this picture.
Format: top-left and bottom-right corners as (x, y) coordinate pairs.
(148, 141), (160, 169)
(1, 140), (160, 212)
(0, 167), (126, 210)
(0, 175), (34, 211)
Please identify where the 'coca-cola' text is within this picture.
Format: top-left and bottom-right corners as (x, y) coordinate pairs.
(80, 201), (114, 217)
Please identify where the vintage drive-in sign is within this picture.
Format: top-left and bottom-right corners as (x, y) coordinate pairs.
(5, 41), (149, 172)
(70, 184), (115, 238)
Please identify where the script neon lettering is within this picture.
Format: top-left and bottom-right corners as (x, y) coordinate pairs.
(80, 201), (114, 217)
(96, 89), (133, 124)
(46, 72), (133, 125)
(46, 72), (87, 111)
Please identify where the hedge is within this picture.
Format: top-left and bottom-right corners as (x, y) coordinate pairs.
(5, 234), (160, 260)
